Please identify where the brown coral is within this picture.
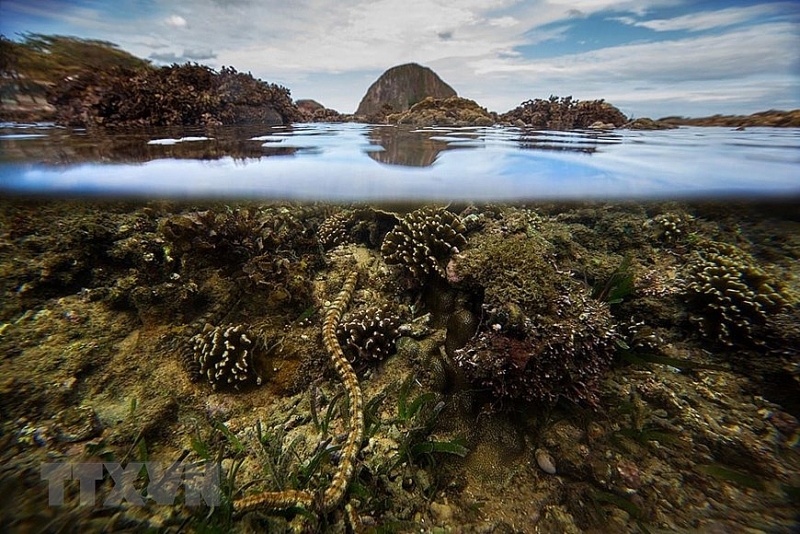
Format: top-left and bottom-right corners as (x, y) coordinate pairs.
(381, 207), (467, 280)
(337, 304), (401, 364)
(683, 241), (793, 345)
(192, 323), (263, 391)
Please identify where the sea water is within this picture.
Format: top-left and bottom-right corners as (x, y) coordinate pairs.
(1, 121), (799, 533)
(1, 121), (798, 200)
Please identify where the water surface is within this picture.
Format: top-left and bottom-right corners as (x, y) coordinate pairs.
(1, 121), (798, 200)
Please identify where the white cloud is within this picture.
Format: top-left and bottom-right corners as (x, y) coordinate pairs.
(622, 4), (786, 32)
(165, 14), (187, 28)
(3, 0), (798, 117)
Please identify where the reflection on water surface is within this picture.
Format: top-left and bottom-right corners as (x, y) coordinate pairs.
(1, 121), (798, 201)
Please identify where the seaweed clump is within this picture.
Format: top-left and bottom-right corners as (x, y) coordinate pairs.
(48, 63), (299, 128)
(159, 206), (319, 311)
(161, 207), (268, 268)
(500, 95), (628, 129)
(454, 294), (616, 405)
(683, 241), (793, 345)
(381, 207), (467, 281)
(337, 304), (401, 364)
(447, 219), (618, 406)
(191, 323), (263, 391)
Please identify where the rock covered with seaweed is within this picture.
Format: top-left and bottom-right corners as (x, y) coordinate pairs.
(48, 63), (301, 128)
(444, 212), (619, 406)
(385, 96), (496, 127)
(500, 95), (628, 129)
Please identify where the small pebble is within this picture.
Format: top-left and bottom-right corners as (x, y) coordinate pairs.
(535, 448), (557, 475)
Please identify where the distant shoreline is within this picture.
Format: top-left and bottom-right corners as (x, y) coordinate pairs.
(3, 100), (798, 130)
(2, 35), (799, 129)
(654, 110), (800, 128)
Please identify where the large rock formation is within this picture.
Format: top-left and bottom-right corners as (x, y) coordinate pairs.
(355, 63), (457, 120)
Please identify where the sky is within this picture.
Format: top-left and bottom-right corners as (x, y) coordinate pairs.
(1, 0), (798, 118)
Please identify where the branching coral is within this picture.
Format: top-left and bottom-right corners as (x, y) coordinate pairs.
(381, 207), (467, 280)
(683, 241), (793, 345)
(337, 304), (401, 364)
(191, 323), (263, 391)
(646, 213), (694, 245)
(318, 211), (353, 250)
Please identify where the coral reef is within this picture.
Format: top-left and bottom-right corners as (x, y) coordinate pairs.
(191, 323), (263, 391)
(381, 207), (467, 281)
(682, 241), (793, 345)
(338, 304), (401, 364)
(500, 95), (628, 130)
(3, 200), (800, 533)
(386, 96), (496, 127)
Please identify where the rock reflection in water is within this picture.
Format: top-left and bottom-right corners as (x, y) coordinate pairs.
(366, 126), (450, 166)
(0, 124), (298, 165)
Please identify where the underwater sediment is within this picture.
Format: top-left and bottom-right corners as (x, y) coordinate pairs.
(0, 198), (798, 532)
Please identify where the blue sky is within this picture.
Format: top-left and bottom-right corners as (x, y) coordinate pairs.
(1, 0), (798, 118)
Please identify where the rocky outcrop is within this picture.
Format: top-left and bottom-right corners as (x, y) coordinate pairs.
(386, 96), (496, 127)
(47, 64), (300, 128)
(355, 63), (456, 121)
(621, 117), (678, 130)
(296, 99), (348, 122)
(500, 95), (628, 130)
(658, 109), (800, 128)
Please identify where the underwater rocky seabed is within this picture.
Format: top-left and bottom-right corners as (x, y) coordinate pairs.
(0, 198), (798, 533)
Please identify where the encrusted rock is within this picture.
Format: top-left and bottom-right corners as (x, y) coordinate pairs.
(337, 304), (401, 363)
(381, 207), (467, 280)
(500, 95), (627, 129)
(683, 241), (793, 345)
(191, 323), (263, 390)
